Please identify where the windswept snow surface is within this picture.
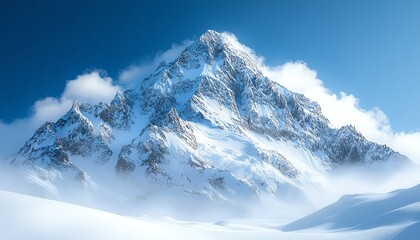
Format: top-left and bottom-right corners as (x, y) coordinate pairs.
(283, 184), (420, 239)
(1, 187), (419, 240)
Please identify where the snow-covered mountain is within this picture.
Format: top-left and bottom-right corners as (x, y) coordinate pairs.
(5, 30), (408, 201)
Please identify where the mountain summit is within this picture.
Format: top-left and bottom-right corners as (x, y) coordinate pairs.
(6, 30), (408, 201)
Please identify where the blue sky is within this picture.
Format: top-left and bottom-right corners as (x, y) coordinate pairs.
(0, 0), (419, 132)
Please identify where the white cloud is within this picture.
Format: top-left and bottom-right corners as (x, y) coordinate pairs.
(0, 72), (121, 158)
(31, 72), (121, 124)
(118, 39), (193, 88)
(63, 72), (120, 104)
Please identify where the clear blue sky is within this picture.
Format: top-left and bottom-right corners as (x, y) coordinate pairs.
(1, 0), (419, 131)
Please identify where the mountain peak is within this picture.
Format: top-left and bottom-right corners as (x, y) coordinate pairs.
(198, 30), (222, 45)
(186, 30), (255, 64)
(71, 100), (80, 111)
(200, 29), (221, 38)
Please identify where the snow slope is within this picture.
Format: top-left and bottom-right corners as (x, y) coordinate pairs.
(1, 189), (418, 240)
(283, 184), (420, 239)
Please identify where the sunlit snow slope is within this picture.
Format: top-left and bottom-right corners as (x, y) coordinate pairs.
(1, 189), (418, 240)
(283, 184), (420, 239)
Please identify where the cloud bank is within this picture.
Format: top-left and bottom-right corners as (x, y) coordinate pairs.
(0, 72), (120, 158)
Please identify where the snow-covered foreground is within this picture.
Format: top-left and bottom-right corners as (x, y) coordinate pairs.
(1, 187), (419, 240)
(284, 184), (420, 239)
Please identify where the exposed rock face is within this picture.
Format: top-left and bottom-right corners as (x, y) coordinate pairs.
(117, 124), (169, 176)
(99, 90), (136, 130)
(5, 30), (409, 201)
(319, 125), (403, 165)
(163, 108), (198, 149)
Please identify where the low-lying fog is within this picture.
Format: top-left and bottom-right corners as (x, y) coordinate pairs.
(1, 158), (419, 222)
